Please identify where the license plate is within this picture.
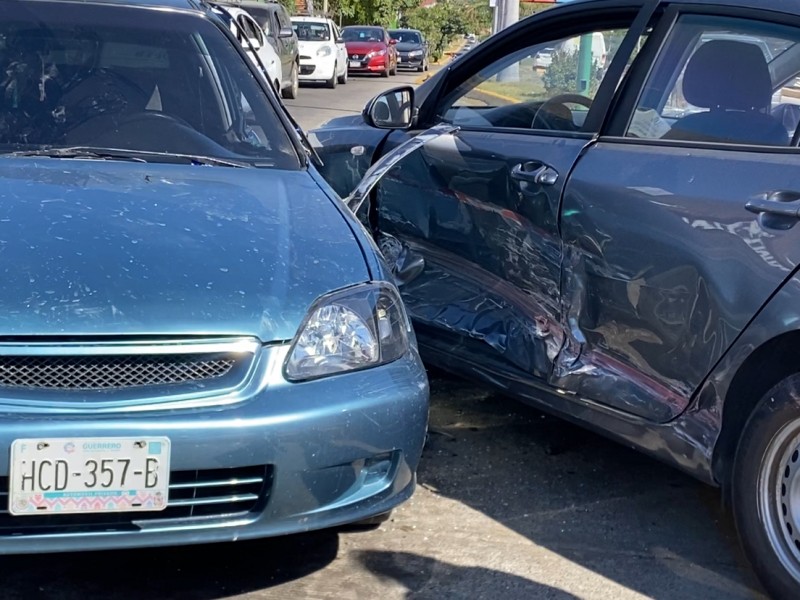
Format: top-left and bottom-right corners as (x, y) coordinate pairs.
(349, 60), (360, 68)
(9, 437), (170, 515)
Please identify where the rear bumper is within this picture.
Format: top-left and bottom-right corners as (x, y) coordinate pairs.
(0, 344), (429, 553)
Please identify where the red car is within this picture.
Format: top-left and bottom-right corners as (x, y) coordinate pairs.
(342, 25), (397, 77)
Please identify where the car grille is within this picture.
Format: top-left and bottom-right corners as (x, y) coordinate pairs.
(0, 465), (273, 535)
(300, 54), (312, 60)
(300, 65), (316, 75)
(349, 54), (365, 60)
(0, 354), (235, 390)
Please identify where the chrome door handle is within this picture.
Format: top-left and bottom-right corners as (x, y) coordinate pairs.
(511, 162), (559, 186)
(746, 191), (800, 219)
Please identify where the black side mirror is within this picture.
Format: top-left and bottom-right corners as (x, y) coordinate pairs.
(363, 86), (415, 130)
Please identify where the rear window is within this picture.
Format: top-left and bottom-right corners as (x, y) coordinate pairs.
(0, 2), (300, 169)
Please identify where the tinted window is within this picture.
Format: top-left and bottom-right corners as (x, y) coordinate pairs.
(342, 28), (384, 42)
(390, 30), (421, 44)
(245, 7), (272, 36)
(0, 2), (299, 168)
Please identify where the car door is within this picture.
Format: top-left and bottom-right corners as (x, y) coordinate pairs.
(372, 2), (652, 381)
(333, 22), (347, 75)
(556, 6), (800, 422)
(275, 6), (296, 79)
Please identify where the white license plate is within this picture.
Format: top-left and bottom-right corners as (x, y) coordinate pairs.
(9, 437), (171, 515)
(349, 60), (360, 68)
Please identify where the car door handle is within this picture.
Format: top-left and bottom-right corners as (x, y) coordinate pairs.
(745, 191), (800, 219)
(511, 162), (558, 186)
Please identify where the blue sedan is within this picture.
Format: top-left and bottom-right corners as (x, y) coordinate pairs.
(0, 0), (428, 550)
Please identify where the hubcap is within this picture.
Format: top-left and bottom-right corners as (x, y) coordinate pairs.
(759, 420), (800, 584)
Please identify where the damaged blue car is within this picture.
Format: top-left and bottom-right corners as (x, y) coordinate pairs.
(0, 0), (428, 551)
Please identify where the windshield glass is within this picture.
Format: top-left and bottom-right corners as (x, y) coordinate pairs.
(390, 31), (420, 44)
(0, 2), (300, 169)
(342, 28), (383, 43)
(293, 21), (330, 42)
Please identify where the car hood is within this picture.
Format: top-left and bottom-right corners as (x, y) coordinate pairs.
(345, 41), (385, 54)
(299, 40), (333, 54)
(0, 159), (369, 342)
(395, 42), (422, 52)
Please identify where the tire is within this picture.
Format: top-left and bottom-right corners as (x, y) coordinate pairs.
(337, 66), (347, 85)
(417, 63), (424, 72)
(326, 64), (338, 89)
(733, 374), (800, 599)
(282, 63), (299, 99)
(389, 60), (397, 76)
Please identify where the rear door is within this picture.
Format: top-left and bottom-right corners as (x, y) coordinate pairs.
(557, 6), (800, 422)
(373, 3), (651, 381)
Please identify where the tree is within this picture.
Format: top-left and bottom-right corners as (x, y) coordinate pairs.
(327, 0), (419, 27)
(401, 0), (491, 62)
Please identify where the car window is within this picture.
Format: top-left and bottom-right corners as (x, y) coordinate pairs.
(0, 2), (299, 168)
(440, 28), (637, 133)
(626, 15), (800, 146)
(239, 15), (261, 45)
(293, 21), (330, 42)
(342, 27), (384, 42)
(247, 8), (271, 36)
(276, 7), (291, 30)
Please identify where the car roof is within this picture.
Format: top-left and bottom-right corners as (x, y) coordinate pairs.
(291, 15), (331, 23)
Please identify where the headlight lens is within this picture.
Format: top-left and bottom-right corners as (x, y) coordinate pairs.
(284, 282), (410, 381)
(368, 49), (387, 58)
(409, 50), (423, 57)
(316, 46), (333, 57)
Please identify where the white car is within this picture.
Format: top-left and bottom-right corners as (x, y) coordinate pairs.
(214, 6), (283, 93)
(291, 16), (347, 88)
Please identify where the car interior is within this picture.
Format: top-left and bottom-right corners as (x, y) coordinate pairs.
(0, 18), (293, 164)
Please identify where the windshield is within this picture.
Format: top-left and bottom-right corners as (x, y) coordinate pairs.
(342, 28), (383, 43)
(0, 2), (300, 169)
(293, 21), (330, 42)
(390, 31), (420, 45)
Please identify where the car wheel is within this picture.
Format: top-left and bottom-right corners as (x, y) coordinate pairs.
(326, 63), (338, 89)
(417, 63), (424, 72)
(390, 60), (397, 76)
(733, 374), (800, 599)
(282, 63), (299, 99)
(337, 66), (347, 85)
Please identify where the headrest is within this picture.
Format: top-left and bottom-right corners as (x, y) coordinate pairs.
(683, 39), (772, 110)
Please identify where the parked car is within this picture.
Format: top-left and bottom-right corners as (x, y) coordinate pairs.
(312, 0), (800, 596)
(389, 28), (429, 72)
(218, 0), (300, 99)
(213, 5), (282, 92)
(292, 16), (348, 88)
(342, 26), (398, 77)
(0, 0), (428, 552)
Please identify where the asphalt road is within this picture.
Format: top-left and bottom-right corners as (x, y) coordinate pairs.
(0, 71), (769, 600)
(284, 68), (425, 130)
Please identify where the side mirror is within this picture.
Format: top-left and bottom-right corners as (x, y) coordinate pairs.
(388, 38), (398, 45)
(363, 86), (415, 130)
(336, 37), (344, 44)
(278, 27), (294, 38)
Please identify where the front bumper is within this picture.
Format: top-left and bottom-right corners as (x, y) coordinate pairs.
(347, 56), (387, 73)
(0, 344), (429, 553)
(299, 57), (336, 82)
(398, 55), (424, 68)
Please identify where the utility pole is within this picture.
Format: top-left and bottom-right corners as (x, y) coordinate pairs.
(496, 0), (519, 81)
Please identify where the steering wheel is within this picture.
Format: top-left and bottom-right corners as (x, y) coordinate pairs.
(531, 93), (593, 130)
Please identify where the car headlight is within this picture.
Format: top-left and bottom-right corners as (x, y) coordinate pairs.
(284, 282), (410, 381)
(316, 46), (333, 57)
(408, 50), (423, 57)
(368, 49), (387, 58)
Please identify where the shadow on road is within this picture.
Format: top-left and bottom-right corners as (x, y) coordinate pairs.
(0, 530), (339, 599)
(418, 372), (766, 599)
(358, 550), (581, 599)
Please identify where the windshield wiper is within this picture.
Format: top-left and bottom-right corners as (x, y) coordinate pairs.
(5, 147), (253, 168)
(7, 147), (148, 162)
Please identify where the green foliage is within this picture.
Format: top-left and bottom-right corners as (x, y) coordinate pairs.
(541, 49), (602, 96)
(328, 0), (419, 26)
(277, 0), (297, 15)
(400, 0), (491, 62)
